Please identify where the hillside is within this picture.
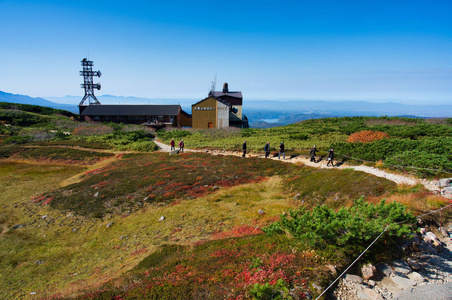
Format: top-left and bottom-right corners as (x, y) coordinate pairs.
(0, 104), (451, 299)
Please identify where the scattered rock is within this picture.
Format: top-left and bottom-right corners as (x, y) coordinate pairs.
(258, 209), (265, 215)
(35, 260), (45, 265)
(344, 274), (364, 284)
(406, 258), (421, 271)
(326, 264), (337, 276)
(72, 228), (78, 232)
(106, 222), (113, 228)
(438, 227), (448, 237)
(41, 215), (48, 219)
(392, 259), (411, 275)
(367, 280), (376, 288)
(94, 192), (99, 198)
(159, 216), (165, 221)
(437, 178), (451, 188)
(425, 231), (438, 241)
(361, 263), (377, 280)
(12, 224), (25, 230)
(359, 287), (384, 300)
(431, 239), (444, 252)
(311, 282), (323, 292)
(407, 271), (426, 283)
(418, 242), (438, 254)
(137, 202), (142, 206)
(169, 150), (179, 155)
(376, 263), (394, 277)
(67, 213), (73, 217)
(119, 236), (128, 240)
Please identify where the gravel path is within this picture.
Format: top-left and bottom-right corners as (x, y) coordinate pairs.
(153, 140), (445, 195)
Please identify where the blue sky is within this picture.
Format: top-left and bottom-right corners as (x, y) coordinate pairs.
(0, 0), (451, 104)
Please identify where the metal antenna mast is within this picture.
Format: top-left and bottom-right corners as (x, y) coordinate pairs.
(79, 58), (102, 106)
(208, 74), (217, 96)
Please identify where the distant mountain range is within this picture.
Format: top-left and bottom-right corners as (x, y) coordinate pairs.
(0, 91), (79, 113)
(1, 91), (451, 128)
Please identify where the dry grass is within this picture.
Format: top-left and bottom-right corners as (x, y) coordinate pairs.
(384, 193), (448, 213)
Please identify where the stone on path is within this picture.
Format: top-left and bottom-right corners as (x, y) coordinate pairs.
(392, 259), (411, 275)
(344, 274), (364, 284)
(376, 263), (394, 277)
(361, 263), (377, 280)
(406, 257), (421, 271)
(407, 271), (426, 283)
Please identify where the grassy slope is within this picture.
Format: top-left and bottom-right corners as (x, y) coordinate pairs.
(1, 149), (448, 299)
(1, 110), (450, 299)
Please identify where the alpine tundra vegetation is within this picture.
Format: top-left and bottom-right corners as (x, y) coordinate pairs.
(0, 103), (450, 299)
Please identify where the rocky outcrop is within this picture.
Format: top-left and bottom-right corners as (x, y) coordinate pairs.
(333, 225), (451, 299)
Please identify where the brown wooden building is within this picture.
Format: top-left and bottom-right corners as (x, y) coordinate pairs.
(79, 104), (192, 128)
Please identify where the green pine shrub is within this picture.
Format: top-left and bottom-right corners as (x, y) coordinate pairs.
(263, 197), (415, 256)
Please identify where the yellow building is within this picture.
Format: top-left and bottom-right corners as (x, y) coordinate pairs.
(191, 97), (229, 129)
(191, 83), (249, 129)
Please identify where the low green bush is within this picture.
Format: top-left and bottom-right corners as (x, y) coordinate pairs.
(249, 279), (292, 300)
(263, 197), (415, 257)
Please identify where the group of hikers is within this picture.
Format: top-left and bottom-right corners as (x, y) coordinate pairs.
(169, 139), (335, 166)
(170, 139), (184, 152)
(243, 141), (336, 166)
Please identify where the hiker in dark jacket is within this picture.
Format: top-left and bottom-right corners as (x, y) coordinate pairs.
(278, 142), (285, 159)
(326, 148), (334, 166)
(179, 139), (185, 152)
(242, 141), (247, 157)
(264, 142), (270, 158)
(309, 145), (319, 162)
(170, 139), (175, 151)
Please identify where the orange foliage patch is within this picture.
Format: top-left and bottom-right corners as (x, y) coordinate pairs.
(211, 225), (263, 240)
(347, 130), (389, 143)
(130, 248), (148, 257)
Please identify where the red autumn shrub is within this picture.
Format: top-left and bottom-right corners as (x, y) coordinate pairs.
(347, 130), (389, 143)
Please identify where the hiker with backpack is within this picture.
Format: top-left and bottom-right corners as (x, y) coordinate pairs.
(326, 148), (334, 166)
(179, 139), (185, 152)
(264, 142), (270, 158)
(309, 145), (319, 162)
(278, 141), (285, 159)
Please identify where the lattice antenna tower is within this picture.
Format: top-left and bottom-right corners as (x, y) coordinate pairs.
(79, 58), (102, 106)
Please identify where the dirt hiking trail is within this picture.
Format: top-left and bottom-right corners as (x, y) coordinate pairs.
(153, 139), (448, 196)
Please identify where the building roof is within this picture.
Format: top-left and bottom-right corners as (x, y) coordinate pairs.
(191, 96), (218, 107)
(81, 104), (181, 116)
(209, 91), (242, 99)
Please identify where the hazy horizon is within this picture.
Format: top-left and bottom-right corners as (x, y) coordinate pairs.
(1, 1), (451, 105)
